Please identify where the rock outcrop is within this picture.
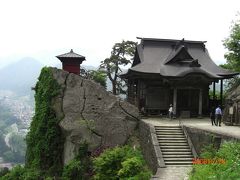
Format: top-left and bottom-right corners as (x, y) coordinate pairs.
(50, 68), (139, 165)
(223, 86), (240, 125)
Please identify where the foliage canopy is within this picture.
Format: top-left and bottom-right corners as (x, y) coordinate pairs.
(100, 40), (137, 95)
(221, 17), (240, 91)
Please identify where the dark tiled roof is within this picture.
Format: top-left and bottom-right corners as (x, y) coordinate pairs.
(123, 38), (238, 79)
(56, 49), (85, 59)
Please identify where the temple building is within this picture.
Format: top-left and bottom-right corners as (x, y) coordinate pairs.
(121, 38), (238, 117)
(56, 49), (85, 75)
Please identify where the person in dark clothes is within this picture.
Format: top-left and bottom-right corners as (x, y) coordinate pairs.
(210, 107), (216, 126)
(215, 106), (222, 126)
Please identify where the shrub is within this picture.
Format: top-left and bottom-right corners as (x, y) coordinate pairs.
(93, 145), (151, 180)
(62, 142), (92, 180)
(0, 168), (9, 177)
(62, 159), (85, 180)
(190, 142), (240, 180)
(0, 166), (41, 180)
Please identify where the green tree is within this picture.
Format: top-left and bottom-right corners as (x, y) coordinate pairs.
(221, 17), (240, 91)
(88, 70), (107, 89)
(223, 17), (240, 72)
(100, 40), (137, 95)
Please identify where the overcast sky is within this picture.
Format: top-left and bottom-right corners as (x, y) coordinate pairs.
(0, 0), (239, 68)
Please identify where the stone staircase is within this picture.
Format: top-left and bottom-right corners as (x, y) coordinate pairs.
(155, 126), (193, 166)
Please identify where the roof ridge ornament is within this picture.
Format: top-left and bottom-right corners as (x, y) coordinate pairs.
(189, 59), (201, 67)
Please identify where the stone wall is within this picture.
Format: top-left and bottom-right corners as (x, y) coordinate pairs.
(139, 121), (165, 174)
(185, 126), (240, 155)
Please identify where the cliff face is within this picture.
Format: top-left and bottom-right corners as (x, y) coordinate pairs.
(51, 68), (139, 165)
(223, 86), (240, 125)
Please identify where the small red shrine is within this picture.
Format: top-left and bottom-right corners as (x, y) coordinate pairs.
(56, 49), (85, 75)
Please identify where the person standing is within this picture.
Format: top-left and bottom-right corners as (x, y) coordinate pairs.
(215, 106), (222, 126)
(210, 107), (216, 126)
(169, 104), (173, 119)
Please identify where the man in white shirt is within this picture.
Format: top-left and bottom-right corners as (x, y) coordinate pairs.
(215, 106), (222, 126)
(169, 104), (173, 119)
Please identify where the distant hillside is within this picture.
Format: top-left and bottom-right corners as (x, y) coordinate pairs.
(0, 58), (43, 95)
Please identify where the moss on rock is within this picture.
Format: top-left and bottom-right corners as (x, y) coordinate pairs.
(25, 67), (64, 176)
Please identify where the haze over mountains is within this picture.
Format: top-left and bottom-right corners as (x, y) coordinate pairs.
(0, 58), (43, 96)
(0, 58), (99, 95)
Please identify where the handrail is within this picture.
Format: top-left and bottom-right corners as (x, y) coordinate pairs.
(149, 124), (166, 168)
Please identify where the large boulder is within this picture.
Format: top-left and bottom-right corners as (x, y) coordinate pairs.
(223, 86), (240, 125)
(51, 68), (139, 165)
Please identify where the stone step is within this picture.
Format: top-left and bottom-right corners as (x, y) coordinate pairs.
(162, 151), (193, 155)
(160, 146), (190, 149)
(161, 149), (191, 152)
(155, 129), (182, 132)
(155, 126), (181, 128)
(155, 128), (182, 130)
(165, 161), (193, 165)
(158, 139), (188, 143)
(163, 154), (193, 158)
(161, 149), (191, 153)
(155, 129), (182, 131)
(157, 135), (186, 138)
(164, 157), (193, 161)
(155, 126), (194, 168)
(166, 165), (193, 167)
(159, 143), (188, 146)
(157, 134), (185, 137)
(156, 131), (184, 135)
(157, 137), (186, 142)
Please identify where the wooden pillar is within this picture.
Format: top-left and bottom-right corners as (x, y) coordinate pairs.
(213, 82), (216, 107)
(127, 80), (133, 103)
(220, 79), (223, 108)
(198, 89), (203, 117)
(173, 88), (177, 117)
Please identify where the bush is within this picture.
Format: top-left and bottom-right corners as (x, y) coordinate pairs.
(0, 165), (41, 180)
(190, 142), (240, 179)
(62, 159), (86, 180)
(93, 145), (151, 180)
(0, 168), (9, 177)
(62, 142), (92, 180)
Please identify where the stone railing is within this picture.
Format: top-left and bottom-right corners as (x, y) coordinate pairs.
(139, 121), (165, 174)
(179, 120), (198, 158)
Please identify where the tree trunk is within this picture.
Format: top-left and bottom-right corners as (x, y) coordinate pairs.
(112, 81), (117, 95)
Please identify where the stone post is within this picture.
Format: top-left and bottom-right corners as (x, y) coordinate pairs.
(198, 89), (203, 118)
(173, 88), (177, 117)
